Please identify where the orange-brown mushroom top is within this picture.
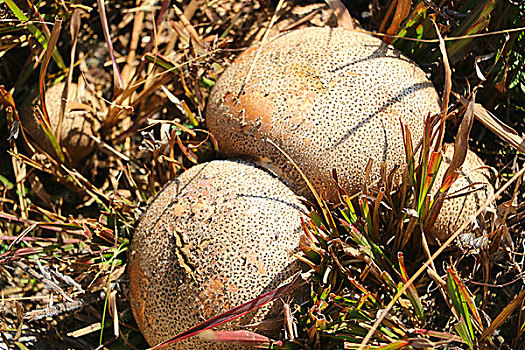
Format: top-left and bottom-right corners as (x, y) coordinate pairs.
(129, 160), (307, 349)
(207, 27), (441, 201)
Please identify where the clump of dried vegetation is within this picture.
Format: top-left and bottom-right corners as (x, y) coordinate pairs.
(0, 0), (524, 349)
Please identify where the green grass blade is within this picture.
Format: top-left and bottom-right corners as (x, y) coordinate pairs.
(447, 0), (496, 58)
(454, 317), (475, 349)
(398, 252), (425, 321)
(3, 0), (66, 69)
(447, 269), (476, 347)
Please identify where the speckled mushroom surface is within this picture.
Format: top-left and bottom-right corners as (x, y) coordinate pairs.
(431, 144), (494, 241)
(19, 82), (101, 165)
(207, 26), (441, 202)
(129, 160), (307, 349)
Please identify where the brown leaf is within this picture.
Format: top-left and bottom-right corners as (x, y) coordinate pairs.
(386, 0), (412, 38)
(454, 93), (525, 153)
(443, 93), (476, 181)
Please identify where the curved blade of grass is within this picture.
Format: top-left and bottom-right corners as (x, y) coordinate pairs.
(176, 135), (198, 164)
(432, 20), (451, 115)
(325, 0), (355, 29)
(443, 93), (476, 181)
(3, 0), (65, 69)
(454, 93), (525, 153)
(451, 270), (483, 330)
(398, 253), (425, 321)
(446, 268), (476, 346)
(447, 0), (496, 58)
(37, 17), (65, 163)
(97, 0), (124, 91)
(267, 138), (338, 235)
(385, 0), (412, 39)
(152, 274), (305, 349)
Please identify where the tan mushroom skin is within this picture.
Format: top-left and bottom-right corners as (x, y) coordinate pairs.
(431, 144), (494, 241)
(129, 160), (307, 349)
(207, 27), (441, 202)
(19, 82), (100, 165)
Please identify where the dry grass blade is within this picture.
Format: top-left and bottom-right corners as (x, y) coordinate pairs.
(443, 93), (476, 181)
(238, 0), (285, 97)
(121, 3), (145, 84)
(353, 26), (525, 43)
(57, 8), (81, 142)
(357, 164), (525, 350)
(38, 18), (62, 127)
(266, 138), (337, 234)
(480, 288), (525, 341)
(454, 93), (525, 153)
(7, 222), (38, 250)
(97, 0), (124, 91)
(35, 17), (66, 163)
(173, 4), (203, 49)
(325, 0), (355, 29)
(378, 0), (398, 34)
(386, 0), (411, 38)
(432, 20), (451, 116)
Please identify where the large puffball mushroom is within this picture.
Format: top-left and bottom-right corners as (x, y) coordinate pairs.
(207, 27), (441, 202)
(431, 144), (494, 242)
(129, 160), (307, 349)
(19, 82), (101, 166)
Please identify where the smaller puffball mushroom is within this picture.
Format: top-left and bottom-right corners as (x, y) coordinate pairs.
(431, 144), (494, 241)
(19, 82), (101, 165)
(129, 160), (307, 349)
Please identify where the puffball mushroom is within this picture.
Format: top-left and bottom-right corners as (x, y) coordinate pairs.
(19, 82), (101, 165)
(431, 144), (494, 242)
(207, 27), (441, 202)
(129, 160), (307, 349)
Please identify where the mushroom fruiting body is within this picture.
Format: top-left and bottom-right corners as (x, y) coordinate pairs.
(129, 160), (307, 349)
(207, 27), (441, 202)
(19, 82), (100, 165)
(431, 144), (494, 241)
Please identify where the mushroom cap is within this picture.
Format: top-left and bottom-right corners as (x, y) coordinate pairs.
(206, 27), (441, 202)
(431, 144), (494, 241)
(19, 82), (101, 165)
(129, 160), (307, 349)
